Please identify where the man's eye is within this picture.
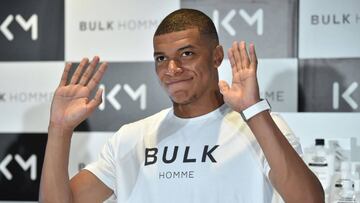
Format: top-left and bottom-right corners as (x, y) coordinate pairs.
(156, 56), (166, 62)
(182, 51), (193, 57)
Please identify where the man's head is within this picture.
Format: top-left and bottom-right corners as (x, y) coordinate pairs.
(153, 9), (224, 108)
(154, 8), (219, 46)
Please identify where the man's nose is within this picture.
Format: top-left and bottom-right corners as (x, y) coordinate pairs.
(166, 59), (183, 76)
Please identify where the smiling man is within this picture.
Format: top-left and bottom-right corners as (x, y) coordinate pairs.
(40, 9), (324, 203)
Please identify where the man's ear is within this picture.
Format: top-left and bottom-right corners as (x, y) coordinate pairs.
(213, 45), (224, 69)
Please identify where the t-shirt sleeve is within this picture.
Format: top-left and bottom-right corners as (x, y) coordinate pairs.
(84, 132), (118, 193)
(263, 113), (303, 178)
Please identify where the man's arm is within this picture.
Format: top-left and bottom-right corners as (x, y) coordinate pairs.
(247, 112), (323, 203)
(218, 41), (324, 203)
(39, 57), (112, 203)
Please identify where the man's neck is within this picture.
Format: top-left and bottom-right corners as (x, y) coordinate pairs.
(173, 91), (224, 118)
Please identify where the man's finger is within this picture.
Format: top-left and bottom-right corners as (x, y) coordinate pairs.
(79, 56), (100, 86)
(87, 62), (108, 91)
(240, 41), (250, 69)
(86, 88), (103, 115)
(218, 80), (230, 94)
(249, 43), (258, 69)
(228, 49), (237, 78)
(70, 58), (89, 85)
(59, 62), (72, 87)
(232, 41), (242, 71)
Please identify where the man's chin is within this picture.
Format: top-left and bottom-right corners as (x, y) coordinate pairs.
(169, 95), (195, 106)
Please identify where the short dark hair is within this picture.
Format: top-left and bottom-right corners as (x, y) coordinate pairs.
(154, 8), (219, 44)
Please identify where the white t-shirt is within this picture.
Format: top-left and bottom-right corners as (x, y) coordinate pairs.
(85, 104), (302, 203)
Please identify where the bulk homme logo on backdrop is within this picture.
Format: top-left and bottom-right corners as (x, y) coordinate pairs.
(0, 91), (53, 103)
(213, 9), (263, 36)
(0, 154), (37, 181)
(299, 59), (360, 112)
(98, 84), (146, 111)
(310, 13), (360, 25)
(79, 19), (159, 32)
(0, 6), (63, 61)
(0, 14), (38, 41)
(70, 62), (171, 131)
(0, 133), (46, 200)
(333, 82), (359, 110)
(79, 9), (264, 34)
(145, 145), (219, 180)
(261, 90), (285, 103)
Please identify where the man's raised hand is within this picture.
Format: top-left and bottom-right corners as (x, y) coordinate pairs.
(218, 41), (260, 112)
(49, 56), (108, 131)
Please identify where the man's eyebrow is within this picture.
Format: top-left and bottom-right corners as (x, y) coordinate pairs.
(153, 51), (164, 57)
(153, 45), (196, 57)
(178, 44), (195, 51)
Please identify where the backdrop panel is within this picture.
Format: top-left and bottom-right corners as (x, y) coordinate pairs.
(65, 0), (180, 62)
(299, 58), (360, 112)
(68, 62), (171, 132)
(0, 62), (64, 132)
(219, 58), (298, 112)
(0, 0), (64, 61)
(182, 0), (298, 58)
(299, 0), (360, 58)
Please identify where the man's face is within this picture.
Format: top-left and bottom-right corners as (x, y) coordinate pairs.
(153, 28), (219, 105)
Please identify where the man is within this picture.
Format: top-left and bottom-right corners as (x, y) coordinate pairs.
(40, 9), (324, 203)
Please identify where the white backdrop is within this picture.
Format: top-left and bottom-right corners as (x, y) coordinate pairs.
(0, 0), (359, 202)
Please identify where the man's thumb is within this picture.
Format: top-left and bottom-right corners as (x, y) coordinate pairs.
(218, 80), (230, 94)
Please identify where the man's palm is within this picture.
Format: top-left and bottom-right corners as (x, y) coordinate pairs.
(219, 41), (260, 112)
(49, 57), (107, 130)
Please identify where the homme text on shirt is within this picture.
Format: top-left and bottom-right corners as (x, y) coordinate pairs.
(158, 170), (195, 180)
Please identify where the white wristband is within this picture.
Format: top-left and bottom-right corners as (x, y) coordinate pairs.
(240, 99), (271, 121)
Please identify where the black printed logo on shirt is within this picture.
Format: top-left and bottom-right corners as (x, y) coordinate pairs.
(144, 145), (219, 166)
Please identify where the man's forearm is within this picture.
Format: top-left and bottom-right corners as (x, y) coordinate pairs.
(39, 125), (74, 203)
(246, 111), (324, 203)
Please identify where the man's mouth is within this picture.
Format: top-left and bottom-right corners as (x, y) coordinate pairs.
(165, 77), (193, 85)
